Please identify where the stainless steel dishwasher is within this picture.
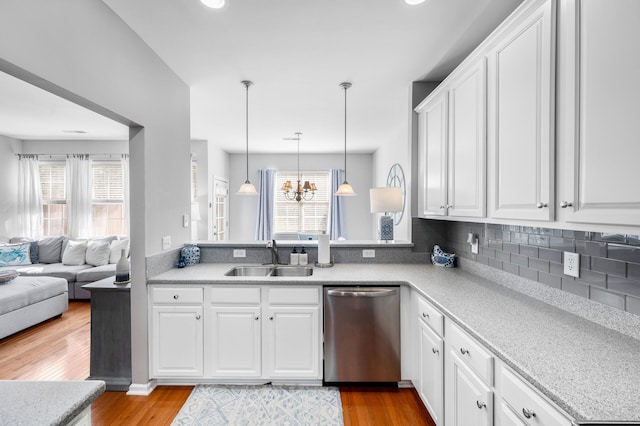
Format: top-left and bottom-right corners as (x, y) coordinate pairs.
(324, 286), (400, 382)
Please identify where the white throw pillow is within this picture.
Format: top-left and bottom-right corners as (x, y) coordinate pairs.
(85, 240), (111, 267)
(109, 239), (130, 264)
(62, 240), (88, 266)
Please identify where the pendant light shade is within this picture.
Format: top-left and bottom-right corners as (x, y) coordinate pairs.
(237, 80), (258, 196)
(200, 0), (225, 8)
(336, 82), (356, 196)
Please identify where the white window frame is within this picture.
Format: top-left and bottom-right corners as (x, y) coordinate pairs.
(273, 170), (330, 234)
(39, 161), (67, 236)
(91, 160), (125, 237)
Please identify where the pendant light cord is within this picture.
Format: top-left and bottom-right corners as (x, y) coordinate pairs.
(343, 84), (347, 182)
(245, 82), (250, 182)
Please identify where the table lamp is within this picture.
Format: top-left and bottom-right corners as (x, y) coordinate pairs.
(370, 187), (402, 242)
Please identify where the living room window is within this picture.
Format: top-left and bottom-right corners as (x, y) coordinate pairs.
(39, 161), (67, 236)
(273, 171), (330, 234)
(92, 161), (125, 237)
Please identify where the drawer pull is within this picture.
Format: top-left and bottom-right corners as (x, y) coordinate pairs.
(536, 202), (548, 209)
(476, 400), (486, 409)
(522, 408), (536, 419)
(432, 347), (439, 354)
(560, 201), (573, 208)
(254, 316), (259, 321)
(195, 315), (201, 320)
(173, 294), (179, 300)
(422, 312), (430, 318)
(460, 347), (469, 355)
(269, 316), (274, 320)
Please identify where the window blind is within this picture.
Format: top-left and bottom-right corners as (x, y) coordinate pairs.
(273, 171), (330, 233)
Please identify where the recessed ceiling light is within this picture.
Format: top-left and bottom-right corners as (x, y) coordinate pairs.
(62, 130), (87, 134)
(200, 0), (225, 9)
(405, 0), (427, 5)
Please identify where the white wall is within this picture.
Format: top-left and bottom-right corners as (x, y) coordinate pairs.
(0, 136), (21, 237)
(229, 153), (374, 240)
(190, 140), (208, 240)
(21, 139), (128, 156)
(0, 0), (190, 390)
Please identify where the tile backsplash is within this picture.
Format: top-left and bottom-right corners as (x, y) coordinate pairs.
(415, 219), (640, 316)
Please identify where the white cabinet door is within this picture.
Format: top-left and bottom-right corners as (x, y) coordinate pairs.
(151, 305), (203, 377)
(558, 0), (640, 226)
(418, 319), (444, 425)
(499, 402), (527, 426)
(488, 0), (555, 221)
(417, 89), (448, 217)
(448, 59), (487, 218)
(209, 306), (261, 378)
(445, 351), (493, 426)
(263, 306), (320, 379)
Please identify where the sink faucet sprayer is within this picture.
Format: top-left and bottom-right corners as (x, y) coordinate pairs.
(267, 239), (279, 265)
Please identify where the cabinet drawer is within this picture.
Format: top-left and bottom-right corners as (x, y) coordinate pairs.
(268, 287), (319, 305)
(446, 320), (494, 385)
(152, 287), (203, 304)
(501, 368), (571, 426)
(417, 295), (444, 336)
(210, 287), (261, 304)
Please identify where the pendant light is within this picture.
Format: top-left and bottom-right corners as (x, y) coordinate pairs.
(335, 82), (357, 196)
(282, 132), (317, 202)
(237, 80), (258, 195)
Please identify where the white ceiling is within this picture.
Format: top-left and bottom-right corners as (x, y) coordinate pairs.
(1, 0), (523, 153)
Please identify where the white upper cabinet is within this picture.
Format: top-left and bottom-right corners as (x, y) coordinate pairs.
(487, 0), (556, 221)
(558, 0), (640, 226)
(417, 89), (449, 217)
(448, 60), (487, 218)
(416, 59), (487, 219)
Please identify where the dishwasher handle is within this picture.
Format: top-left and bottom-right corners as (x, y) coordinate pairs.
(326, 287), (398, 297)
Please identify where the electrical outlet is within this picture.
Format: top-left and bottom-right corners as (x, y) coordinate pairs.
(564, 252), (580, 278)
(363, 249), (375, 258)
(233, 249), (246, 258)
(162, 236), (171, 250)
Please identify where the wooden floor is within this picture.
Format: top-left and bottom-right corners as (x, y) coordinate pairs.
(0, 302), (434, 425)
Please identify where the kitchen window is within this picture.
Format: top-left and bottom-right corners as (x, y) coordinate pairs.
(273, 171), (330, 234)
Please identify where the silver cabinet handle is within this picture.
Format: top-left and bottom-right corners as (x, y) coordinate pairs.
(460, 347), (469, 355)
(536, 202), (548, 208)
(173, 294), (179, 300)
(195, 315), (201, 320)
(560, 201), (573, 208)
(269, 316), (274, 320)
(522, 408), (536, 419)
(422, 312), (430, 318)
(432, 347), (439, 354)
(476, 400), (486, 409)
(446, 205), (453, 209)
(254, 316), (259, 321)
(439, 205), (445, 209)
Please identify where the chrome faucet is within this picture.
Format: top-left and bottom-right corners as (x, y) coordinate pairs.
(267, 239), (279, 265)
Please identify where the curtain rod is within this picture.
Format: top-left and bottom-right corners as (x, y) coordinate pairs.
(16, 153), (128, 159)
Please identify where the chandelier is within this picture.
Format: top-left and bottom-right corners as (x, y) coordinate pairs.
(281, 132), (317, 202)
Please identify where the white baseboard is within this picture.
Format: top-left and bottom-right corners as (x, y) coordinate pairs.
(127, 379), (157, 396)
(398, 380), (414, 388)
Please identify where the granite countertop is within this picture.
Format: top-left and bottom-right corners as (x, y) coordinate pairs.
(0, 380), (105, 425)
(149, 263), (640, 423)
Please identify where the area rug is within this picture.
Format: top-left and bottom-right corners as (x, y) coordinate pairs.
(171, 385), (344, 425)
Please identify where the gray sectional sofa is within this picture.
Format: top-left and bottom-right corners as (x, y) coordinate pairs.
(0, 236), (128, 300)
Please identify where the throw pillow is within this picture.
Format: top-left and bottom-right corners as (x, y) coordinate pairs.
(85, 240), (111, 267)
(0, 270), (19, 283)
(62, 240), (88, 266)
(38, 236), (64, 264)
(109, 239), (130, 264)
(0, 243), (31, 267)
(9, 238), (39, 264)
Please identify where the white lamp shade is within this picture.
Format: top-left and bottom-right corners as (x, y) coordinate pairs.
(370, 187), (402, 213)
(237, 181), (258, 195)
(405, 0), (426, 4)
(200, 0), (225, 9)
(335, 182), (357, 196)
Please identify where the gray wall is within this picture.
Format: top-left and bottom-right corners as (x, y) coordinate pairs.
(1, 0), (191, 390)
(229, 152), (374, 241)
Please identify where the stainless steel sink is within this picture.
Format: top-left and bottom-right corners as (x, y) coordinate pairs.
(224, 266), (273, 276)
(271, 266), (314, 277)
(223, 265), (313, 277)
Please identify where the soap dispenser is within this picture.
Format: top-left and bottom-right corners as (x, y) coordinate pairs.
(299, 246), (308, 265)
(290, 247), (299, 265)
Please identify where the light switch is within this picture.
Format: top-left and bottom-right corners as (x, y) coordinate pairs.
(162, 236), (171, 250)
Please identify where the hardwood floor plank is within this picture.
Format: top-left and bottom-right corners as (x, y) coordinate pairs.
(0, 301), (436, 425)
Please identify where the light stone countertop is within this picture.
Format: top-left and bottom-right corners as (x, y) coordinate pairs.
(0, 380), (105, 425)
(149, 263), (640, 424)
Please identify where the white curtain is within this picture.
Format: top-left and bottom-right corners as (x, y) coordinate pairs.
(121, 154), (130, 237)
(66, 155), (92, 238)
(17, 155), (43, 238)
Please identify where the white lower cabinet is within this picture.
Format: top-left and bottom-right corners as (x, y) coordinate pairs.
(418, 317), (444, 425)
(150, 287), (204, 378)
(150, 284), (321, 383)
